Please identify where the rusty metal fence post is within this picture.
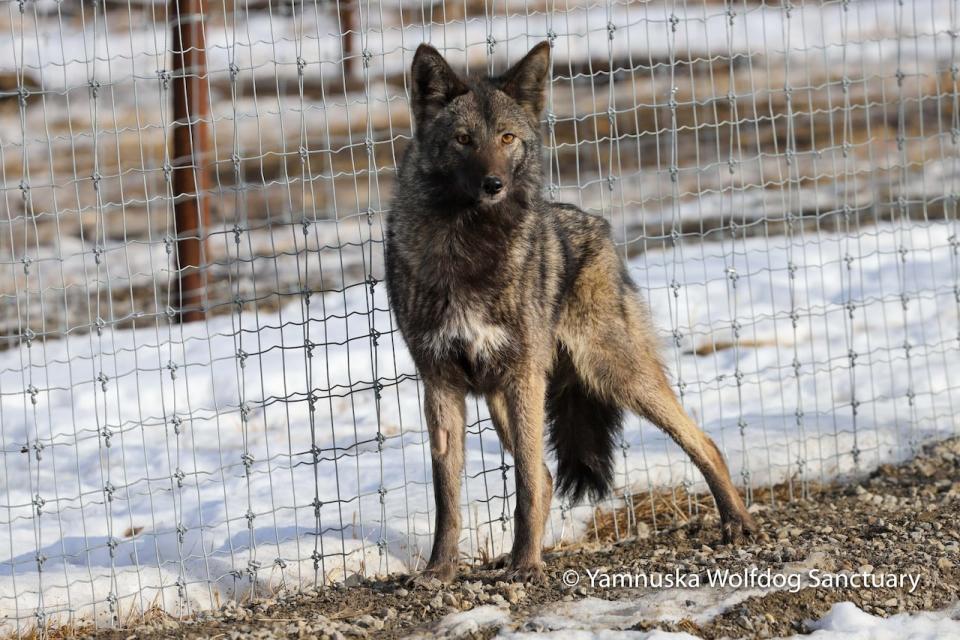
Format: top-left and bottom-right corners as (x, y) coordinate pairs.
(170, 0), (210, 323)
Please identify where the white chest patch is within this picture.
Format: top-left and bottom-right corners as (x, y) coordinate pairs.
(426, 307), (508, 362)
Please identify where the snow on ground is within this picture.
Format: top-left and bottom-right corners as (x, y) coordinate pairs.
(2, 220), (960, 631)
(492, 601), (960, 639)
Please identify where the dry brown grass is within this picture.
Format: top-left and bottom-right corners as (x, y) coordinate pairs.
(589, 477), (822, 544)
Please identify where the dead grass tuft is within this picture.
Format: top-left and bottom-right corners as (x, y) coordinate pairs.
(590, 478), (823, 543)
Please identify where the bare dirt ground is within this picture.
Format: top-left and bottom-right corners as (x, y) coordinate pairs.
(41, 436), (960, 640)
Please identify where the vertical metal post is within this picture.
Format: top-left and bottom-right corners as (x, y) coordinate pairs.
(171, 0), (210, 323)
(339, 0), (356, 83)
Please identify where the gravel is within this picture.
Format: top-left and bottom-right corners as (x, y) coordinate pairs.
(69, 437), (960, 640)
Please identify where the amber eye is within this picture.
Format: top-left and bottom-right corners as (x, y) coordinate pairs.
(501, 133), (516, 144)
(456, 133), (471, 145)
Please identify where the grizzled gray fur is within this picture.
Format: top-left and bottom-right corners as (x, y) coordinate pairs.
(385, 41), (758, 584)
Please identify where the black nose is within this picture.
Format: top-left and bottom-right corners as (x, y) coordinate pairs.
(482, 176), (504, 195)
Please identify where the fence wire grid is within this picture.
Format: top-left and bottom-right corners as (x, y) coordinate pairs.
(1, 0), (959, 634)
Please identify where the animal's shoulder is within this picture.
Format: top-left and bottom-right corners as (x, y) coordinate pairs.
(541, 202), (614, 252)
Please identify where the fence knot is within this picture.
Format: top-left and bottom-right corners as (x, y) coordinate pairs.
(23, 439), (43, 461)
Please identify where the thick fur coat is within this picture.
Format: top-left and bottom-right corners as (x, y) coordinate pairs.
(385, 42), (757, 584)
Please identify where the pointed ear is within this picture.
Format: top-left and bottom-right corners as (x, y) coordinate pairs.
(410, 44), (468, 127)
(498, 41), (551, 119)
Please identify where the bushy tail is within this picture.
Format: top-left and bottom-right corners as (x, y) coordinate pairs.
(546, 346), (623, 504)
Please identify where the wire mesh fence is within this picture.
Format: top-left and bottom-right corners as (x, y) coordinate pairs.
(1, 0), (958, 633)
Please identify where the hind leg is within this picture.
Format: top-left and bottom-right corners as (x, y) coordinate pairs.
(625, 361), (757, 543)
(561, 297), (756, 543)
(487, 391), (554, 574)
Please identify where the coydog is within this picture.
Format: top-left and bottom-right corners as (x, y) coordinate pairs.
(385, 41), (757, 584)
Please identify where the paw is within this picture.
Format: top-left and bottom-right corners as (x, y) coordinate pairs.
(720, 510), (760, 545)
(505, 563), (546, 585)
(408, 561), (458, 587)
(484, 553), (511, 570)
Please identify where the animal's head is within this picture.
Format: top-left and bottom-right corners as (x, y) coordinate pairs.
(409, 42), (551, 207)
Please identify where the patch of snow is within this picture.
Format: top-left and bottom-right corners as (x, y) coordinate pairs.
(498, 601), (960, 640)
(500, 627), (701, 639)
(791, 601), (960, 640)
(520, 590), (765, 631)
(432, 604), (511, 638)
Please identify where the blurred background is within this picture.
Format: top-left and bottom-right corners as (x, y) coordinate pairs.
(3, 0), (955, 339)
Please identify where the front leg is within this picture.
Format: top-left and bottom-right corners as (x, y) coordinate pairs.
(505, 367), (549, 584)
(418, 379), (467, 583)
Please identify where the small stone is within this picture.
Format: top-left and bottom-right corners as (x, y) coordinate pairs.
(490, 594), (508, 607)
(377, 607), (397, 620)
(442, 592), (460, 607)
(394, 587), (409, 597)
(938, 558), (954, 570)
(355, 614), (383, 630)
(883, 597), (899, 607)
